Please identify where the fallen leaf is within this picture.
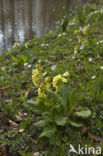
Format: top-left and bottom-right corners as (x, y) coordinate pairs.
(0, 86), (10, 94)
(9, 120), (18, 128)
(88, 132), (103, 142)
(15, 112), (23, 121)
(19, 129), (25, 133)
(25, 88), (30, 98)
(23, 113), (28, 116)
(33, 152), (39, 156)
(5, 98), (12, 103)
(0, 152), (5, 156)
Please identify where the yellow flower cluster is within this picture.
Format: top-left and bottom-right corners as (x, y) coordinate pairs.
(32, 67), (51, 97)
(52, 72), (69, 90)
(83, 26), (88, 34)
(74, 30), (80, 34)
(78, 36), (82, 43)
(38, 88), (45, 97)
(38, 77), (51, 97)
(32, 68), (69, 96)
(25, 42), (29, 48)
(32, 68), (40, 88)
(13, 42), (20, 48)
(74, 46), (78, 51)
(63, 71), (69, 77)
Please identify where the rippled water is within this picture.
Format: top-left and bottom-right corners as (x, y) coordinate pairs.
(0, 0), (73, 52)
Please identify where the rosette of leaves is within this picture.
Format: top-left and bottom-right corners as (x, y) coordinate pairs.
(24, 85), (91, 144)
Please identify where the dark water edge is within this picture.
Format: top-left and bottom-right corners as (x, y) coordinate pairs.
(0, 0), (92, 53)
(0, 0), (71, 53)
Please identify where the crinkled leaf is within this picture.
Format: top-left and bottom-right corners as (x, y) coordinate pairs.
(70, 120), (83, 127)
(55, 113), (68, 126)
(24, 100), (47, 113)
(75, 110), (91, 119)
(40, 126), (56, 138)
(33, 120), (48, 128)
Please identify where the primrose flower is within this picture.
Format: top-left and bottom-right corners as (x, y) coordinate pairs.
(51, 65), (56, 70)
(38, 60), (41, 63)
(80, 45), (84, 50)
(79, 27), (83, 31)
(1, 67), (5, 71)
(63, 72), (69, 77)
(74, 50), (77, 54)
(63, 32), (66, 35)
(13, 42), (20, 48)
(72, 56), (75, 59)
(74, 30), (80, 34)
(41, 44), (45, 47)
(100, 66), (103, 69)
(46, 44), (49, 47)
(38, 88), (46, 97)
(91, 75), (96, 79)
(43, 72), (47, 76)
(89, 58), (92, 62)
(58, 34), (62, 37)
(24, 62), (28, 67)
(28, 64), (31, 68)
(78, 36), (82, 43)
(32, 68), (39, 77)
(74, 46), (78, 50)
(52, 74), (67, 90)
(25, 42), (29, 48)
(49, 31), (52, 33)
(44, 77), (50, 82)
(32, 68), (40, 87)
(45, 83), (51, 89)
(83, 26), (88, 34)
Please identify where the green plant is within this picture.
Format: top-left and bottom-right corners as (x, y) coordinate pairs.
(24, 85), (91, 145)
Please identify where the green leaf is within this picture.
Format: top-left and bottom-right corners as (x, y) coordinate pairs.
(55, 113), (68, 126)
(46, 89), (62, 105)
(40, 126), (56, 138)
(75, 110), (91, 119)
(70, 120), (83, 127)
(42, 112), (54, 123)
(24, 100), (47, 113)
(8, 130), (18, 137)
(33, 120), (48, 128)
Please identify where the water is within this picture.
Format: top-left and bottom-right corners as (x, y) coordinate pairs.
(0, 0), (72, 52)
(0, 0), (90, 53)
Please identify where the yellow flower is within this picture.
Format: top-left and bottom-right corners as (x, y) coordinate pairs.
(53, 75), (62, 84)
(45, 83), (51, 89)
(13, 42), (20, 48)
(44, 77), (50, 82)
(38, 88), (46, 97)
(78, 36), (82, 43)
(25, 42), (29, 48)
(52, 74), (67, 90)
(83, 26), (88, 34)
(32, 68), (39, 77)
(74, 30), (80, 34)
(63, 71), (69, 77)
(32, 68), (40, 86)
(74, 46), (78, 50)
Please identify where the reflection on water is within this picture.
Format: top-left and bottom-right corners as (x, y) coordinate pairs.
(0, 0), (70, 52)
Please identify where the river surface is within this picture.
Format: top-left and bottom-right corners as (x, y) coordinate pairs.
(0, 0), (73, 52)
(0, 0), (89, 53)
